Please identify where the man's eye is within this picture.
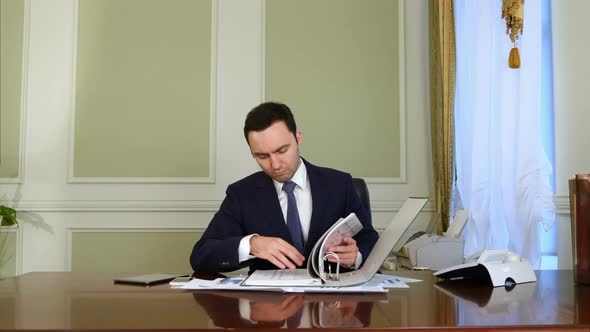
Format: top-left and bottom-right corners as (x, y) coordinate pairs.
(257, 155), (268, 159)
(278, 148), (287, 154)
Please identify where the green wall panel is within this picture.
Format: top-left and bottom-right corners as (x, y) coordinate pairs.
(266, 0), (401, 178)
(0, 231), (17, 279)
(0, 0), (24, 178)
(74, 0), (212, 178)
(71, 231), (203, 273)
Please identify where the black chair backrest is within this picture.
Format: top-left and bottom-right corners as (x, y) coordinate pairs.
(351, 178), (371, 215)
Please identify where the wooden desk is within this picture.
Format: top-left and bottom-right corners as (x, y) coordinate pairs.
(0, 270), (588, 331)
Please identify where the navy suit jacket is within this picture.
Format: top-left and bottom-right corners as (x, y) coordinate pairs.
(190, 159), (379, 273)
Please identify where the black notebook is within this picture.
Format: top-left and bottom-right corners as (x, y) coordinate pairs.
(113, 273), (186, 285)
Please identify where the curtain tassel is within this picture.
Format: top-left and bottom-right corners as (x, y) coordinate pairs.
(509, 46), (520, 68)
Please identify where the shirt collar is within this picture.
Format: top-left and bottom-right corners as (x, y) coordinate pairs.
(273, 158), (308, 194)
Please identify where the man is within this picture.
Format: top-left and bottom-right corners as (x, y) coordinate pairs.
(190, 102), (378, 273)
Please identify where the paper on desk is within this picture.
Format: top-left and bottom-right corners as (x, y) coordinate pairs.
(242, 269), (322, 286)
(180, 274), (415, 292)
(372, 274), (422, 285)
(181, 277), (285, 292)
(282, 285), (387, 293)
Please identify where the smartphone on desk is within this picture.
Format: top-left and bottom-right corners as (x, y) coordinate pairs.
(113, 273), (186, 286)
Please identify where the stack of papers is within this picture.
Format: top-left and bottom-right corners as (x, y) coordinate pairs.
(175, 274), (421, 293)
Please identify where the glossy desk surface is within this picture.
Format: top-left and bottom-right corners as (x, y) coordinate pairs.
(0, 270), (588, 331)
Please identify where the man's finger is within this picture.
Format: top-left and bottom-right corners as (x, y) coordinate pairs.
(328, 244), (356, 253)
(275, 252), (297, 269)
(269, 256), (286, 269)
(282, 249), (305, 266)
(343, 237), (356, 244)
(326, 253), (355, 261)
(277, 242), (305, 266)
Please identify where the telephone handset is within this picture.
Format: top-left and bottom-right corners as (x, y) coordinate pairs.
(465, 249), (522, 264)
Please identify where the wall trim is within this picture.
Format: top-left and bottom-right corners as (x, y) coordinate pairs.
(4, 196), (565, 215)
(0, 226), (22, 276)
(16, 224), (23, 275)
(66, 0), (218, 184)
(260, 0), (407, 184)
(65, 226), (205, 272)
(2, 198), (434, 213)
(3, 199), (222, 212)
(555, 195), (570, 215)
(259, 0), (266, 105)
(372, 199), (435, 212)
(0, 0), (30, 184)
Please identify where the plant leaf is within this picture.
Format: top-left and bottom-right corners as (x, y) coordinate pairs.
(0, 205), (18, 226)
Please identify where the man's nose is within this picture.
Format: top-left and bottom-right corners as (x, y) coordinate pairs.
(270, 155), (281, 169)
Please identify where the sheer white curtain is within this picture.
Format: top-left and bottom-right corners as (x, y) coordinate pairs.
(454, 0), (555, 268)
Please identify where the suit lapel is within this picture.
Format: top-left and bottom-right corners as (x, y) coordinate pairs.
(305, 160), (329, 252)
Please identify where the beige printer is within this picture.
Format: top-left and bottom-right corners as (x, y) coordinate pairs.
(395, 210), (469, 271)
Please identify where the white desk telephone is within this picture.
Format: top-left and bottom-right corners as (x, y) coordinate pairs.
(433, 249), (537, 287)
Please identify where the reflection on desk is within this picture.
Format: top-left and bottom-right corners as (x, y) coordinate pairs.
(433, 272), (590, 327)
(0, 270), (588, 331)
(192, 291), (384, 328)
(435, 279), (536, 315)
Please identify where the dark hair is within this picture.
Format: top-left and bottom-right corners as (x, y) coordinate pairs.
(243, 102), (297, 143)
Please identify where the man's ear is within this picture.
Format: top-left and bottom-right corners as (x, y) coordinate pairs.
(295, 131), (302, 144)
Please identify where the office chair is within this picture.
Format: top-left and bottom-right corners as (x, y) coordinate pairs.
(351, 178), (371, 218)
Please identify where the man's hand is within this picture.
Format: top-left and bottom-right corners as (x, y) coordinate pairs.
(250, 235), (305, 269)
(326, 237), (358, 268)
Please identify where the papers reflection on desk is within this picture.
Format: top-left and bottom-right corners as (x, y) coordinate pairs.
(178, 274), (421, 293)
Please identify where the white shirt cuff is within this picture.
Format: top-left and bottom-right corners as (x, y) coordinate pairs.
(354, 252), (363, 269)
(238, 234), (258, 263)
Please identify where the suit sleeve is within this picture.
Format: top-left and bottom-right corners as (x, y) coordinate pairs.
(344, 174), (379, 266)
(190, 186), (251, 273)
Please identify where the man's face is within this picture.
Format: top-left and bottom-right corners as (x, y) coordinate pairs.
(247, 121), (302, 183)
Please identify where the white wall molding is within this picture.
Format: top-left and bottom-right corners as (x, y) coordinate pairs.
(554, 195), (571, 215)
(65, 226), (205, 271)
(3, 199), (222, 212)
(259, 0), (267, 105)
(0, 0), (30, 184)
(372, 199), (434, 213)
(260, 0), (407, 184)
(2, 198), (433, 213)
(0, 226), (22, 276)
(387, 0), (407, 185)
(66, 0), (218, 184)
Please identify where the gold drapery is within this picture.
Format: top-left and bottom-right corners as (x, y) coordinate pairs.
(429, 0), (456, 234)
